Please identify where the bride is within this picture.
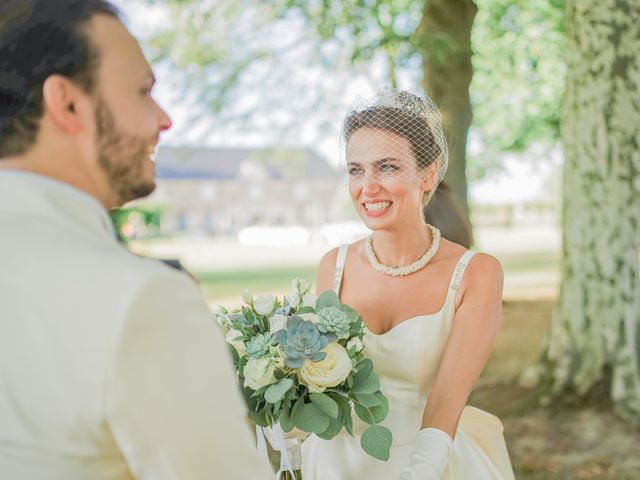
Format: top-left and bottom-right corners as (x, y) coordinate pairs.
(301, 88), (515, 479)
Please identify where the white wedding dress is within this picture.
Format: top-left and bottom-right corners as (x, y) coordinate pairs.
(301, 247), (515, 479)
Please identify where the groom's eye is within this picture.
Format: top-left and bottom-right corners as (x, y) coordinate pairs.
(348, 166), (363, 176)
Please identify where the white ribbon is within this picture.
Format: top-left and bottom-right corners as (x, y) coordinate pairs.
(257, 423), (302, 479)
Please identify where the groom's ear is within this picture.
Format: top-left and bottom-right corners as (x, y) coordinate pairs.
(41, 75), (89, 135)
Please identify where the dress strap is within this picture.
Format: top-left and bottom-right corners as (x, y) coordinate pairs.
(447, 250), (477, 292)
(333, 244), (349, 296)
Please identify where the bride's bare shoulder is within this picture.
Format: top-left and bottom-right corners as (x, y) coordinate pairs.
(316, 240), (365, 292)
(460, 250), (504, 294)
(318, 247), (339, 272)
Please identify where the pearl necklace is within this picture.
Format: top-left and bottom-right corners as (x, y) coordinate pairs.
(365, 225), (441, 277)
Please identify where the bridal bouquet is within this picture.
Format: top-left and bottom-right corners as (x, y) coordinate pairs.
(215, 279), (392, 479)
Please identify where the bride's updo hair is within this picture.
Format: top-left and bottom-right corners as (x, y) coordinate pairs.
(343, 104), (443, 173)
(340, 88), (448, 195)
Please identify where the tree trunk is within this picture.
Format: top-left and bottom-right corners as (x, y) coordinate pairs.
(541, 0), (640, 419)
(417, 0), (477, 217)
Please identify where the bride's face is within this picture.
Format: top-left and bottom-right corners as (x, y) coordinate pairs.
(346, 127), (426, 230)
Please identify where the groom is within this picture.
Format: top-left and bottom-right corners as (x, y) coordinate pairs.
(0, 1), (272, 478)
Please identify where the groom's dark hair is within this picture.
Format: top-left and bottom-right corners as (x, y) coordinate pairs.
(0, 0), (120, 158)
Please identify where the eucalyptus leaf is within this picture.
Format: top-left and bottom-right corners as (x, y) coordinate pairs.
(295, 306), (315, 314)
(248, 410), (269, 428)
(293, 402), (330, 434)
(251, 384), (271, 398)
(227, 343), (239, 365)
(354, 392), (383, 408)
(310, 393), (339, 419)
(351, 373), (380, 394)
(354, 395), (389, 424)
(339, 304), (359, 322)
(264, 378), (294, 404)
(240, 386), (258, 410)
(361, 425), (392, 461)
(279, 402), (294, 432)
(316, 290), (341, 310)
(352, 359), (374, 386)
(316, 413), (344, 440)
(344, 410), (354, 436)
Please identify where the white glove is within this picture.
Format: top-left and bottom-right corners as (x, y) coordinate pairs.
(399, 427), (453, 480)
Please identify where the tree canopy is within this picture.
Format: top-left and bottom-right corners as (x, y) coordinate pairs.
(136, 0), (565, 181)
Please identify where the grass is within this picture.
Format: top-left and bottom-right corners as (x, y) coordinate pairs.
(194, 266), (317, 303)
(193, 249), (562, 304)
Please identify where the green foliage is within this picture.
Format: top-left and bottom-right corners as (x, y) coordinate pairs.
(279, 400), (295, 432)
(361, 425), (393, 461)
(309, 392), (340, 418)
(315, 290), (341, 310)
(264, 378), (294, 403)
(354, 394), (389, 424)
(471, 0), (565, 173)
(351, 358), (374, 385)
(110, 204), (166, 243)
(292, 402), (330, 433)
(353, 392), (383, 408)
(248, 409), (269, 427)
(135, 0), (565, 181)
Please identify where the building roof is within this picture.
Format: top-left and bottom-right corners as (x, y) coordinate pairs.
(155, 146), (338, 181)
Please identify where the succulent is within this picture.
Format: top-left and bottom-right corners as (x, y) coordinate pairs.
(317, 307), (351, 339)
(246, 332), (277, 359)
(276, 316), (335, 369)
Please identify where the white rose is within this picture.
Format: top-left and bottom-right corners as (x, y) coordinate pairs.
(302, 293), (317, 308)
(243, 357), (277, 390)
(254, 294), (276, 315)
(242, 289), (253, 304)
(286, 292), (301, 309)
(298, 343), (352, 393)
(269, 314), (289, 333)
(298, 313), (319, 324)
(346, 337), (364, 353)
(225, 328), (246, 356)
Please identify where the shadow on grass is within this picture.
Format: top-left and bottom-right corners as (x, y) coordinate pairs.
(471, 300), (640, 479)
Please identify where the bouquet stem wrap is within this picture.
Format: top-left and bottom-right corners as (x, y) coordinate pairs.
(257, 423), (303, 480)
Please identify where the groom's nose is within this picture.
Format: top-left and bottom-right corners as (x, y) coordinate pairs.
(153, 99), (172, 133)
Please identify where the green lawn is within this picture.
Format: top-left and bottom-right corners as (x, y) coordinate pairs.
(194, 265), (318, 302)
(194, 249), (561, 304)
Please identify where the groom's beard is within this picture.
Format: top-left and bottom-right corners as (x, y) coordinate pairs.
(94, 100), (156, 206)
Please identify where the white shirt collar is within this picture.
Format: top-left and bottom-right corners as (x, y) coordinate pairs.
(0, 170), (118, 240)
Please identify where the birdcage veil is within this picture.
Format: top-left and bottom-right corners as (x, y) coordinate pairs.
(340, 87), (448, 189)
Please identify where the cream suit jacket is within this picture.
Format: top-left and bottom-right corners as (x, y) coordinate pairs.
(0, 171), (272, 479)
